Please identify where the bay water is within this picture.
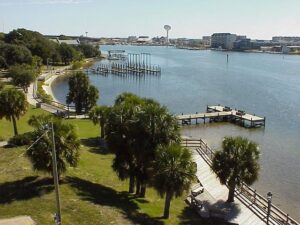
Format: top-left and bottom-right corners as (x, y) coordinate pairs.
(52, 45), (300, 219)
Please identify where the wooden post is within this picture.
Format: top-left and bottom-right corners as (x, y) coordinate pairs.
(253, 189), (257, 204)
(204, 114), (206, 124)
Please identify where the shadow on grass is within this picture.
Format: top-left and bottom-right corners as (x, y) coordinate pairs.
(0, 176), (54, 204)
(81, 137), (110, 155)
(66, 176), (163, 225)
(179, 199), (241, 225)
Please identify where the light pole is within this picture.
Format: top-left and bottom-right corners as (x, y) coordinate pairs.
(50, 122), (62, 225)
(266, 192), (272, 225)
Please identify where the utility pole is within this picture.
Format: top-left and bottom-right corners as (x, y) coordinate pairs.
(51, 122), (62, 225)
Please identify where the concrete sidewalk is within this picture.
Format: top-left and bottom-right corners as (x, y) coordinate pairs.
(0, 216), (35, 225)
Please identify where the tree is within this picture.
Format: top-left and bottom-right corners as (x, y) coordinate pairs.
(77, 43), (101, 58)
(59, 43), (77, 65)
(0, 43), (32, 66)
(212, 136), (260, 203)
(0, 88), (28, 135)
(152, 144), (196, 219)
(0, 56), (7, 69)
(105, 93), (144, 193)
(89, 105), (110, 139)
(26, 114), (80, 178)
(133, 98), (180, 197)
(66, 72), (99, 114)
(105, 93), (180, 196)
(8, 64), (37, 93)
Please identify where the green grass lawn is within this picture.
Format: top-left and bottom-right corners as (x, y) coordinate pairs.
(0, 107), (217, 225)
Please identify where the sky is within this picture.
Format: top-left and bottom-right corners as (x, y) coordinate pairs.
(0, 0), (300, 39)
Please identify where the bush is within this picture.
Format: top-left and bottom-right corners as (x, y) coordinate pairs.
(8, 132), (33, 146)
(72, 60), (83, 70)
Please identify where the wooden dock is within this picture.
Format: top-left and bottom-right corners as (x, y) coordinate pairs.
(91, 52), (161, 76)
(177, 105), (266, 128)
(182, 139), (299, 225)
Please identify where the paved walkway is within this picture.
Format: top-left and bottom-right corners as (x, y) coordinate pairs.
(0, 216), (35, 225)
(189, 146), (276, 225)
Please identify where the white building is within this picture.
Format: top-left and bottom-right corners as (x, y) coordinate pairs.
(137, 36), (151, 43)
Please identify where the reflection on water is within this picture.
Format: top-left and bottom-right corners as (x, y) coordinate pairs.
(52, 45), (300, 219)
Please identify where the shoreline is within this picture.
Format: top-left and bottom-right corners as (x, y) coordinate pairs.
(42, 58), (98, 103)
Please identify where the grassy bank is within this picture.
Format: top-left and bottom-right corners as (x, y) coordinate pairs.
(0, 107), (215, 225)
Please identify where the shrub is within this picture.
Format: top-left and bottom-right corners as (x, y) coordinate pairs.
(71, 60), (83, 70)
(8, 132), (33, 146)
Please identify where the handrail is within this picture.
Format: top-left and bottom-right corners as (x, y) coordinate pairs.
(181, 138), (299, 225)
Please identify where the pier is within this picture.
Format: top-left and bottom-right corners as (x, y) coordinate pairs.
(177, 105), (266, 128)
(91, 52), (161, 76)
(182, 138), (299, 225)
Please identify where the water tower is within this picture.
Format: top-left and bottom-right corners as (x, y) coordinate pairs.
(164, 25), (171, 45)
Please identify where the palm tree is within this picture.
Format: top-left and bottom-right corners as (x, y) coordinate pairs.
(26, 114), (80, 178)
(133, 98), (180, 197)
(105, 94), (143, 193)
(0, 88), (28, 135)
(89, 105), (110, 139)
(152, 144), (196, 219)
(212, 136), (260, 203)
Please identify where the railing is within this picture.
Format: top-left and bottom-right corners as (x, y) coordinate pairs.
(181, 138), (299, 225)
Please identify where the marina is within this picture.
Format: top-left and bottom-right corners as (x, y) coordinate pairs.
(91, 51), (161, 76)
(177, 105), (266, 128)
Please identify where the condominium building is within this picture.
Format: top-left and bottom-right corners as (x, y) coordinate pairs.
(211, 33), (237, 49)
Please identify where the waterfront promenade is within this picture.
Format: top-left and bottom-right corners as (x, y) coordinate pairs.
(182, 139), (299, 225)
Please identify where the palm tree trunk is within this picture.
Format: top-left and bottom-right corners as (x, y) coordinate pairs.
(227, 180), (236, 203)
(163, 191), (172, 219)
(11, 115), (18, 136)
(129, 174), (135, 193)
(140, 183), (146, 197)
(100, 121), (105, 139)
(135, 179), (141, 195)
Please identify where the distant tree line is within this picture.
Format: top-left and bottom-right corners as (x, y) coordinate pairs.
(0, 28), (101, 69)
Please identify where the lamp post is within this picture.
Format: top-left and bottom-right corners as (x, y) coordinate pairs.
(266, 192), (272, 224)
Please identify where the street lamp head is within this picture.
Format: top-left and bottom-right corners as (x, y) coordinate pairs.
(267, 192), (272, 201)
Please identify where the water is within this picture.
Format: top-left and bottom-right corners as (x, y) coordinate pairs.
(52, 45), (300, 220)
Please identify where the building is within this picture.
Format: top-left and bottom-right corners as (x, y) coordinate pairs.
(233, 38), (251, 50)
(49, 37), (80, 45)
(202, 36), (211, 46)
(127, 36), (137, 43)
(272, 36), (300, 43)
(236, 35), (247, 41)
(136, 36), (150, 43)
(211, 33), (237, 50)
(250, 40), (272, 49)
